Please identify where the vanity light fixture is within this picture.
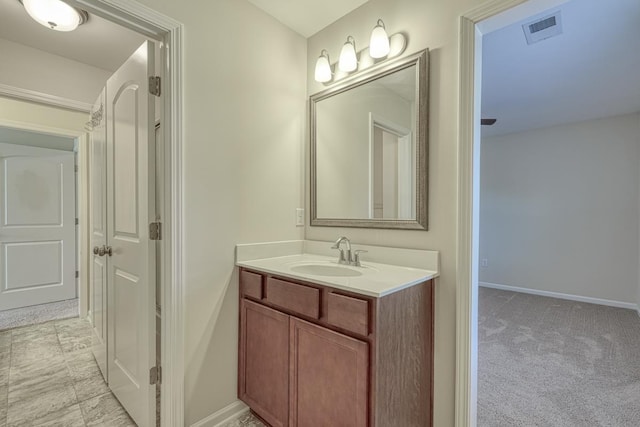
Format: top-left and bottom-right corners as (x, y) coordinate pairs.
(369, 19), (390, 59)
(338, 36), (358, 72)
(20, 0), (88, 32)
(314, 50), (332, 83)
(314, 19), (406, 84)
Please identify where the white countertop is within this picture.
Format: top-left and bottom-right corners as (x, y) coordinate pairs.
(236, 252), (438, 298)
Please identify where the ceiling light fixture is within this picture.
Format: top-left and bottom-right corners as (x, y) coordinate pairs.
(20, 0), (88, 32)
(314, 50), (332, 83)
(338, 36), (358, 72)
(369, 19), (390, 59)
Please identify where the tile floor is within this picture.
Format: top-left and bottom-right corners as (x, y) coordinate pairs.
(221, 412), (265, 427)
(0, 317), (136, 426)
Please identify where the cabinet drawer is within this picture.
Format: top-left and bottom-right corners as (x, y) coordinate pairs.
(265, 278), (320, 319)
(240, 270), (263, 300)
(327, 292), (369, 336)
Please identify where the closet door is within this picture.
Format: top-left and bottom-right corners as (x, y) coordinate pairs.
(0, 143), (76, 311)
(90, 89), (108, 380)
(106, 40), (157, 427)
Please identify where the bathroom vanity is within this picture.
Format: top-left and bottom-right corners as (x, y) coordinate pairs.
(236, 241), (439, 427)
(236, 45), (436, 427)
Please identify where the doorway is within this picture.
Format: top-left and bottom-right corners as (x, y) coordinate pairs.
(0, 125), (81, 324)
(458, 0), (640, 425)
(0, 1), (184, 425)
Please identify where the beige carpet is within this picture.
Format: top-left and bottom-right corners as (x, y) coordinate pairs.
(478, 287), (640, 426)
(0, 298), (78, 331)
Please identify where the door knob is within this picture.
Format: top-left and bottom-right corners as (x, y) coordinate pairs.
(93, 245), (112, 257)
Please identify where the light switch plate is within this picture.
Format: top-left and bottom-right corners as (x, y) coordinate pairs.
(296, 208), (304, 226)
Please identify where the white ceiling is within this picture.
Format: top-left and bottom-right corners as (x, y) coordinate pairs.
(0, 0), (146, 71)
(482, 0), (640, 137)
(246, 0), (370, 37)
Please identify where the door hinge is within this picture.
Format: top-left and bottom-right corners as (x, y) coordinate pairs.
(75, 218), (79, 225)
(149, 76), (161, 97)
(75, 271), (79, 279)
(74, 164), (79, 173)
(150, 222), (162, 240)
(150, 366), (162, 385)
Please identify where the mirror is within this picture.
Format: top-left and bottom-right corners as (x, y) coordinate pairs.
(310, 49), (428, 230)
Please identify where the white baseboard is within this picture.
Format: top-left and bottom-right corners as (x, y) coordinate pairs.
(190, 400), (250, 427)
(479, 281), (639, 311)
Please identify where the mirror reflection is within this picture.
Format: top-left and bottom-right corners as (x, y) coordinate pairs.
(310, 50), (428, 229)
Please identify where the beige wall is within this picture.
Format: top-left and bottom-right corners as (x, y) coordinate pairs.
(132, 0), (307, 424)
(307, 0), (481, 425)
(0, 38), (111, 105)
(480, 113), (640, 305)
(0, 96), (88, 133)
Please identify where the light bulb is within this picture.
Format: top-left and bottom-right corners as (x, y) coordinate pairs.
(22, 0), (86, 32)
(369, 19), (390, 59)
(338, 36), (357, 72)
(314, 50), (332, 83)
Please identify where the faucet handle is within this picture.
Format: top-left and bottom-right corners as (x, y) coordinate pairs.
(353, 249), (368, 267)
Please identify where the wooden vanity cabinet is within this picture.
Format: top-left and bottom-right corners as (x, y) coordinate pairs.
(290, 318), (369, 427)
(238, 268), (434, 427)
(240, 300), (290, 427)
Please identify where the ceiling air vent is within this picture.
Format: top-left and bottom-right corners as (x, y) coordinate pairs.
(522, 11), (562, 45)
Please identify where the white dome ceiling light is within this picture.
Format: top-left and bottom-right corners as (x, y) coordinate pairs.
(20, 0), (88, 32)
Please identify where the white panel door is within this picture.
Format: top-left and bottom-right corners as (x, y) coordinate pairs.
(106, 41), (156, 427)
(0, 142), (76, 311)
(89, 90), (108, 380)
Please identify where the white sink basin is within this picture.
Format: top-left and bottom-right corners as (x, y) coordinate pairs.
(289, 264), (363, 277)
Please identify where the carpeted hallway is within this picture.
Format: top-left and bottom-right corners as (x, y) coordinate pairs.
(478, 287), (640, 426)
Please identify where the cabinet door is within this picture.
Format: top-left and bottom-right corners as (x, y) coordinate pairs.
(240, 299), (289, 427)
(290, 318), (369, 427)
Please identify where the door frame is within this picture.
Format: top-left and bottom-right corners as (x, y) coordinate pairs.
(367, 113), (413, 219)
(66, 1), (185, 425)
(1, 0), (184, 423)
(456, 0), (569, 426)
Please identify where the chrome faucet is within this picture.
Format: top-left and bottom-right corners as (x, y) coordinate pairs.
(331, 236), (351, 265)
(331, 237), (368, 266)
